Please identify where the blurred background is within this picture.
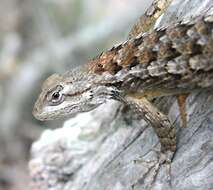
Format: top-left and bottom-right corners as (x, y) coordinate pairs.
(0, 0), (150, 189)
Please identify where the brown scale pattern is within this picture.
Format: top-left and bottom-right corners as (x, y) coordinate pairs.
(88, 16), (213, 75)
(157, 42), (174, 59)
(136, 48), (156, 64)
(128, 0), (173, 39)
(142, 31), (160, 47)
(194, 20), (209, 35)
(166, 25), (188, 39)
(88, 16), (213, 96)
(203, 39), (213, 54)
(88, 50), (119, 74)
(114, 42), (136, 68)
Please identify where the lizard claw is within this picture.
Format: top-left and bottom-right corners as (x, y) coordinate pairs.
(132, 149), (175, 190)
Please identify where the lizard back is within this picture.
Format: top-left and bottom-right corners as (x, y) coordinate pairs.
(85, 15), (213, 97)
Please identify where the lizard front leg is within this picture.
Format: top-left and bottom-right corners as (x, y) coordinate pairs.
(126, 96), (176, 156)
(124, 96), (176, 189)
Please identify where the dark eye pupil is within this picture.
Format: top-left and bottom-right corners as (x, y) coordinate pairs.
(52, 92), (60, 99)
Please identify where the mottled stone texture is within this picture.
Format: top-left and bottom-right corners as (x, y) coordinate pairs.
(29, 0), (213, 190)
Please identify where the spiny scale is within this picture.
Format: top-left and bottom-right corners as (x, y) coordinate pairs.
(86, 15), (213, 96)
(128, 0), (173, 39)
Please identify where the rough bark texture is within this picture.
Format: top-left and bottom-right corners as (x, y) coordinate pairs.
(29, 0), (213, 190)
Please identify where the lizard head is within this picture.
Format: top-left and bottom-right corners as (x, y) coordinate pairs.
(33, 70), (121, 121)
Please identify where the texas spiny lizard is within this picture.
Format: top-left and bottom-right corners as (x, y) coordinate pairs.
(33, 0), (213, 162)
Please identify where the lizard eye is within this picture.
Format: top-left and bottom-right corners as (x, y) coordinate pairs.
(49, 91), (64, 105)
(47, 85), (64, 105)
(52, 92), (61, 101)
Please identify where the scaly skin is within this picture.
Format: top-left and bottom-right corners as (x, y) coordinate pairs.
(87, 15), (213, 94)
(33, 4), (213, 155)
(128, 0), (173, 38)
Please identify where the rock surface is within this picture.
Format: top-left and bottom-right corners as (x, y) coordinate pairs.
(29, 0), (213, 189)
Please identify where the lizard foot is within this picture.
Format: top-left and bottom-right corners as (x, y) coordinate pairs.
(131, 149), (174, 190)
